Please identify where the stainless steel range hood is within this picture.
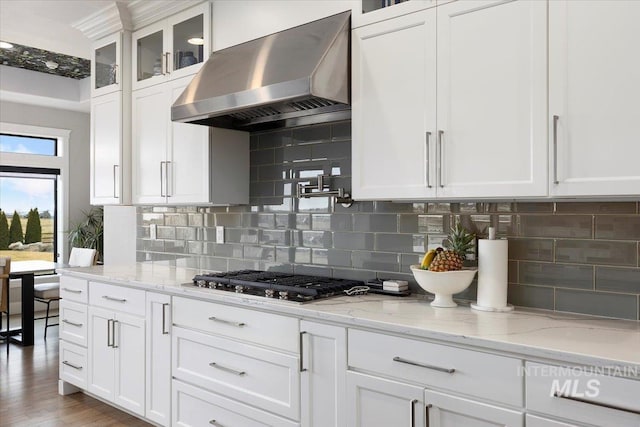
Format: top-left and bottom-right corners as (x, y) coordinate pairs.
(171, 11), (351, 132)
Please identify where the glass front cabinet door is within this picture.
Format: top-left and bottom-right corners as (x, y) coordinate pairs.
(132, 3), (210, 90)
(92, 32), (125, 96)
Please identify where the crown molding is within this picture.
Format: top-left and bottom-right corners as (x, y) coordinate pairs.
(72, 1), (205, 41)
(72, 2), (132, 41)
(128, 0), (204, 30)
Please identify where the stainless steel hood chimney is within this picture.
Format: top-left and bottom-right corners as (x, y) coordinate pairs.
(171, 11), (351, 132)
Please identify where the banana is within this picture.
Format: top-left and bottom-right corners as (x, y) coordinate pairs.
(420, 249), (437, 269)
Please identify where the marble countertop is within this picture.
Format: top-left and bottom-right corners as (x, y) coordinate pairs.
(59, 264), (640, 376)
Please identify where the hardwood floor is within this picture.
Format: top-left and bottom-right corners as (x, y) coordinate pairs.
(0, 317), (151, 426)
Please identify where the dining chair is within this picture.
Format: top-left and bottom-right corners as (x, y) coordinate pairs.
(33, 248), (97, 340)
(0, 257), (11, 355)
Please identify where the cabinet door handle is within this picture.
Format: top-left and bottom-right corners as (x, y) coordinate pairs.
(113, 63), (118, 85)
(409, 399), (418, 427)
(113, 164), (119, 198)
(209, 362), (246, 376)
(208, 316), (245, 327)
(164, 52), (171, 75)
(437, 130), (445, 188)
(162, 303), (170, 335)
(299, 331), (308, 373)
(160, 161), (166, 197)
(553, 392), (640, 416)
(165, 160), (172, 197)
(553, 115), (560, 184)
(107, 319), (113, 347)
(425, 404), (432, 427)
(112, 319), (118, 348)
(393, 356), (455, 374)
(425, 131), (432, 188)
(62, 287), (82, 294)
(62, 360), (83, 370)
(102, 295), (127, 303)
(62, 319), (83, 327)
(209, 420), (223, 427)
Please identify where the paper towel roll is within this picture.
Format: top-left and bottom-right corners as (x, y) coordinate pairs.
(477, 239), (509, 309)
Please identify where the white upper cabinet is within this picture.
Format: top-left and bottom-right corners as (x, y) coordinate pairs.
(353, 0), (436, 28)
(132, 2), (210, 90)
(352, 9), (437, 200)
(132, 76), (249, 205)
(549, 0), (640, 197)
(91, 32), (128, 96)
(90, 93), (123, 205)
(436, 0), (548, 198)
(353, 0), (547, 201)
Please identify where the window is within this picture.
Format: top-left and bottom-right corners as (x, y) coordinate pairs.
(0, 133), (57, 156)
(0, 124), (70, 263)
(0, 166), (58, 262)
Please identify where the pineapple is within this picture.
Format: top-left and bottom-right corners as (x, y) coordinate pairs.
(429, 222), (475, 272)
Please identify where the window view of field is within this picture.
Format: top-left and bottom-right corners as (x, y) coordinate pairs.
(0, 215), (54, 262)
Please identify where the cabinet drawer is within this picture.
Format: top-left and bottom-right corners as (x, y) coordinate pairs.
(59, 341), (87, 390)
(172, 379), (299, 427)
(348, 329), (523, 406)
(60, 300), (88, 347)
(60, 276), (88, 303)
(89, 281), (145, 316)
(525, 362), (640, 426)
(173, 296), (298, 352)
(173, 327), (300, 420)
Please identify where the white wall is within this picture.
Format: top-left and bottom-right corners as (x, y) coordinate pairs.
(212, 0), (358, 50)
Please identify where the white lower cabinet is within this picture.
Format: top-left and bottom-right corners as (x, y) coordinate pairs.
(172, 326), (300, 419)
(425, 389), (523, 426)
(146, 292), (171, 426)
(300, 321), (347, 427)
(88, 306), (145, 416)
(525, 362), (640, 427)
(347, 371), (426, 427)
(59, 341), (88, 390)
(526, 415), (581, 427)
(172, 379), (299, 427)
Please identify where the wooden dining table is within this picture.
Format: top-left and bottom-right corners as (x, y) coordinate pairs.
(8, 260), (58, 346)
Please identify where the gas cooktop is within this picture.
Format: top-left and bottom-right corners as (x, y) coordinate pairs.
(185, 270), (368, 303)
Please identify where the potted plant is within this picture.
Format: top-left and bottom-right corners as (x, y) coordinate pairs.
(67, 207), (104, 264)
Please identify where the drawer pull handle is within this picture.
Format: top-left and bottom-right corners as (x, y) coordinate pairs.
(209, 420), (223, 427)
(102, 295), (127, 302)
(63, 288), (82, 294)
(299, 331), (308, 373)
(62, 360), (83, 370)
(209, 362), (246, 376)
(409, 399), (418, 427)
(62, 319), (83, 327)
(162, 303), (170, 335)
(553, 392), (640, 416)
(208, 316), (245, 327)
(393, 356), (455, 374)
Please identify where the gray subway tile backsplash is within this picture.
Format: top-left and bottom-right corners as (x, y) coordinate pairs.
(556, 240), (637, 266)
(519, 262), (593, 289)
(595, 216), (640, 240)
(595, 267), (640, 293)
(136, 120), (640, 320)
(555, 288), (638, 320)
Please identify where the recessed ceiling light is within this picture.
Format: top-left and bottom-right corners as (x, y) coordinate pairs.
(0, 41), (13, 49)
(45, 60), (59, 70)
(188, 37), (204, 46)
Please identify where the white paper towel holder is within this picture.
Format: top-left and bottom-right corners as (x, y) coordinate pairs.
(470, 302), (514, 312)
